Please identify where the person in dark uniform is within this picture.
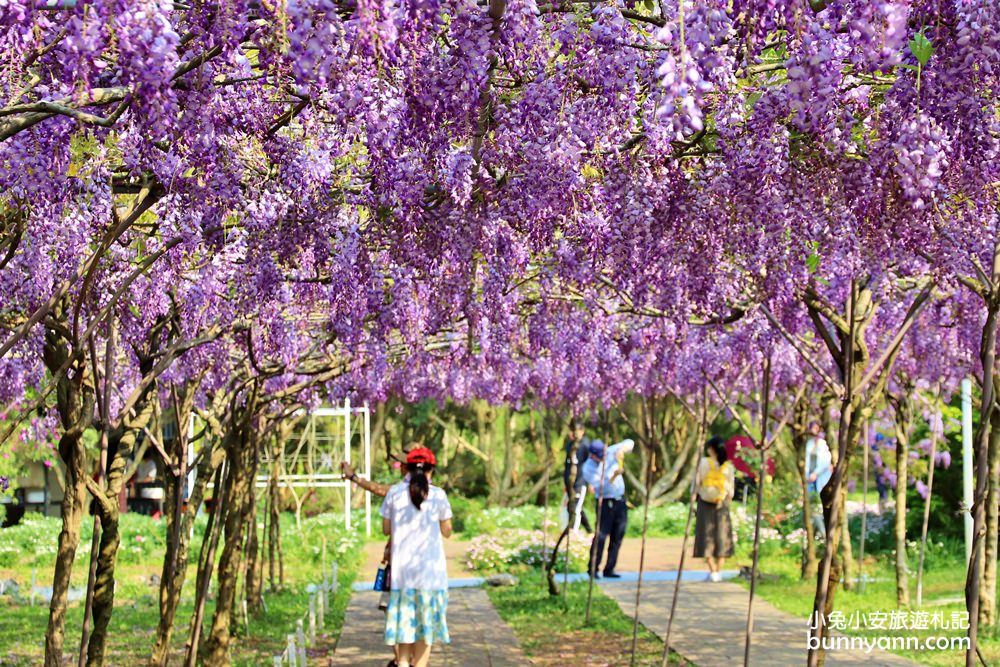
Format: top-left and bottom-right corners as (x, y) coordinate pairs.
(563, 419), (593, 533)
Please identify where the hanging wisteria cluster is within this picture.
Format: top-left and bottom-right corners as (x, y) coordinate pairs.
(0, 0), (996, 407)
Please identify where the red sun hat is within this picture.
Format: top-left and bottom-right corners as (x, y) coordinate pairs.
(406, 447), (437, 466)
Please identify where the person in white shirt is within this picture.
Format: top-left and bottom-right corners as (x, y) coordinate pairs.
(804, 423), (832, 539)
(380, 448), (453, 667)
(343, 446), (413, 667)
(804, 423), (833, 494)
(581, 438), (635, 578)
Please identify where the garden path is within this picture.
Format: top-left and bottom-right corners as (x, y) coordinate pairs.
(329, 587), (529, 666)
(329, 540), (530, 666)
(599, 578), (925, 667)
(604, 536), (708, 571)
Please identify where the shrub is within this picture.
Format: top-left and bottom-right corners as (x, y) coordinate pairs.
(465, 527), (589, 574)
(290, 511), (365, 564)
(847, 509), (894, 554)
(730, 504), (800, 558)
(0, 512), (171, 568)
(460, 505), (547, 537)
(905, 536), (964, 572)
(626, 503), (689, 537)
(0, 514), (84, 567)
(447, 495), (486, 534)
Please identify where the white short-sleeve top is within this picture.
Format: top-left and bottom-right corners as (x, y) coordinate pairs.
(380, 480), (452, 592)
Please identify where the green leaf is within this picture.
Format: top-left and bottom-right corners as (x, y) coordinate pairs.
(909, 31), (934, 67)
(806, 251), (820, 274)
(805, 240), (821, 274)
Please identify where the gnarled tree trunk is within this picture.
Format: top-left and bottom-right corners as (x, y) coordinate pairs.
(823, 408), (854, 594)
(621, 394), (706, 504)
(244, 435), (263, 614)
(792, 398), (818, 579)
(964, 239), (1000, 666)
(203, 398), (259, 667)
(149, 384), (224, 666)
(267, 417), (294, 591)
(838, 487), (854, 592)
(814, 389), (864, 667)
(86, 397), (156, 666)
(149, 436), (224, 666)
(979, 381), (1000, 626)
(43, 316), (96, 667)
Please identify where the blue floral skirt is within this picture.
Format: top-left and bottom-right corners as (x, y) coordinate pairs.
(384, 589), (450, 646)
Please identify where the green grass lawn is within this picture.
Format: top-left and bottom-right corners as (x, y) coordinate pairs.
(487, 571), (693, 666)
(0, 512), (364, 666)
(845, 490), (884, 505)
(736, 548), (991, 667)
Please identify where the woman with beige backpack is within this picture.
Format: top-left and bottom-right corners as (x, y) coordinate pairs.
(693, 436), (736, 582)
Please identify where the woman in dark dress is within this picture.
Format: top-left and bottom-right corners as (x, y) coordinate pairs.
(693, 436), (735, 582)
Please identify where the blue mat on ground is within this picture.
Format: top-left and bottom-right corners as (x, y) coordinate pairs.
(351, 570), (737, 591)
(353, 577), (485, 591)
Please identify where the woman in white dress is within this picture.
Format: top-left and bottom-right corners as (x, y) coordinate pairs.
(381, 447), (452, 667)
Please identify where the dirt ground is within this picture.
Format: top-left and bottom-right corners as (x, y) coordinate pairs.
(515, 627), (692, 667)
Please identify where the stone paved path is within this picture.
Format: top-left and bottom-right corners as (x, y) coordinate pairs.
(598, 578), (924, 667)
(329, 588), (529, 667)
(331, 539), (529, 666)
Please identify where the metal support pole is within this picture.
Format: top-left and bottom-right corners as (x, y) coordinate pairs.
(859, 423), (869, 593)
(916, 407), (940, 608)
(364, 402), (371, 537)
(963, 377), (974, 569)
(188, 413), (197, 500)
(308, 595), (317, 644)
(344, 398), (352, 532)
(322, 562), (329, 613)
(296, 619), (307, 664)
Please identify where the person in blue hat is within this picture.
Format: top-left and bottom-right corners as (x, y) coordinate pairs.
(581, 437), (635, 579)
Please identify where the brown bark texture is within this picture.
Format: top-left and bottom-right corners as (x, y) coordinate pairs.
(43, 317), (96, 667)
(203, 401), (259, 667)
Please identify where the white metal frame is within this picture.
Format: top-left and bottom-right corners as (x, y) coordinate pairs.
(254, 399), (372, 535)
